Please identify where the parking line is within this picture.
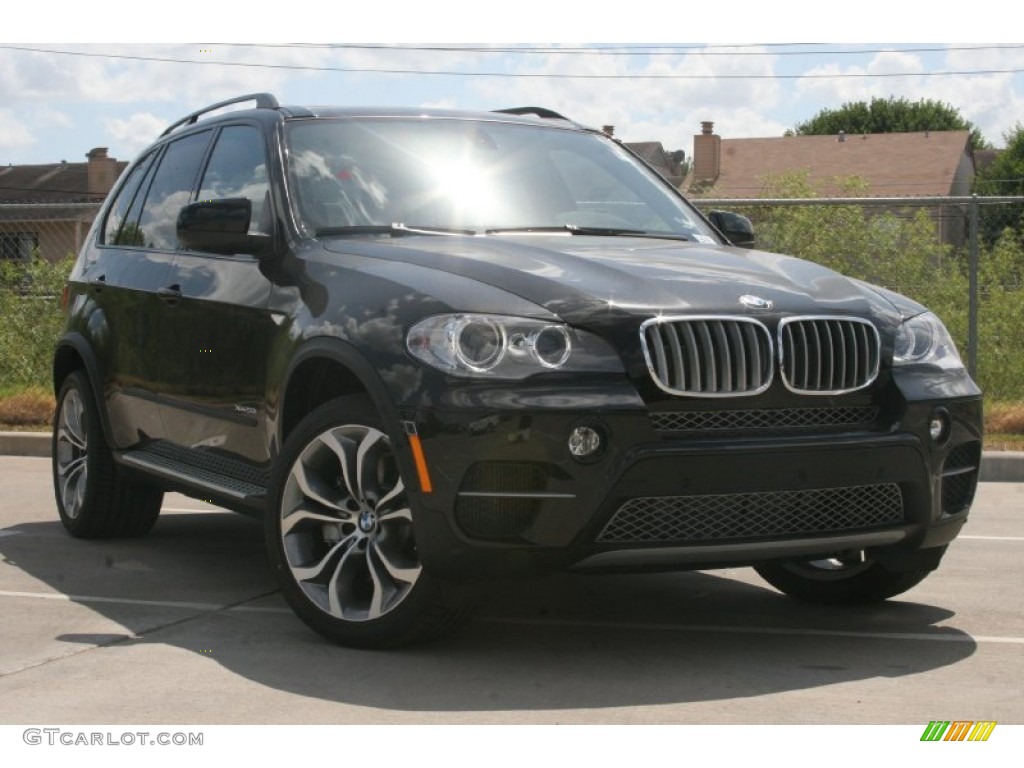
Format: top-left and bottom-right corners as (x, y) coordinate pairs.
(0, 590), (288, 613)
(959, 535), (1024, 541)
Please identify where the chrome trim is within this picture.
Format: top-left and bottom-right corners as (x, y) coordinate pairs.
(639, 315), (774, 398)
(456, 491), (576, 499)
(571, 530), (906, 570)
(777, 316), (880, 395)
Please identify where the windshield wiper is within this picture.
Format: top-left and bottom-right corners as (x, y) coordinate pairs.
(486, 225), (692, 241)
(315, 223), (479, 237)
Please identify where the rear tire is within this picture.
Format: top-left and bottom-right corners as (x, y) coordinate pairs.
(52, 370), (163, 538)
(754, 548), (943, 604)
(266, 395), (473, 649)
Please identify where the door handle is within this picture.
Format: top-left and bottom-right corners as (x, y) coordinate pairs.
(157, 284), (182, 303)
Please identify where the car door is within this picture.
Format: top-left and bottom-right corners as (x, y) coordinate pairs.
(155, 123), (277, 465)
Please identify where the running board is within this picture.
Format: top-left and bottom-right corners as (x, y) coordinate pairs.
(118, 441), (269, 503)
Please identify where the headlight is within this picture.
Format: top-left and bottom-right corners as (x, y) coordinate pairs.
(407, 314), (623, 378)
(893, 312), (964, 371)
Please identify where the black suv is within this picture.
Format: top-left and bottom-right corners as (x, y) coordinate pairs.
(52, 93), (983, 648)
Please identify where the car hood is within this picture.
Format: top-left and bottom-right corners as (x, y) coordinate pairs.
(321, 234), (902, 330)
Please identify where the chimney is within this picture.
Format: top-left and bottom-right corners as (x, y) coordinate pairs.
(602, 125), (615, 137)
(693, 121), (721, 182)
(87, 147), (117, 198)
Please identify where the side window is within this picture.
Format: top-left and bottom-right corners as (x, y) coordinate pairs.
(103, 151), (156, 245)
(198, 125), (272, 235)
(135, 131), (212, 250)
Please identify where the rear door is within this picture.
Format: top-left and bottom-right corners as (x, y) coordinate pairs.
(85, 131), (213, 448)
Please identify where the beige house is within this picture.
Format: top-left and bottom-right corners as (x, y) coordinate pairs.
(684, 122), (976, 245)
(0, 148), (126, 262)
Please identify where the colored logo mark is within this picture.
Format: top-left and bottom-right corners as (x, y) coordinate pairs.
(920, 720), (997, 742)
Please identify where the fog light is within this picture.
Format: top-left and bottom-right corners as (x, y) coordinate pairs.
(568, 425), (603, 460)
(929, 409), (950, 444)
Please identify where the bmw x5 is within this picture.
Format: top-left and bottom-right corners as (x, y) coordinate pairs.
(52, 94), (983, 648)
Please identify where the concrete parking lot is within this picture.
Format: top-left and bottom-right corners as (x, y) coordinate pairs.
(0, 455), (1021, 725)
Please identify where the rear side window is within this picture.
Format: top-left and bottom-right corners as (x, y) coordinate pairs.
(103, 152), (156, 246)
(135, 131), (212, 249)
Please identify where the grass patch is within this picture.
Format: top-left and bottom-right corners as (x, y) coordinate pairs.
(986, 402), (1024, 435)
(0, 386), (54, 429)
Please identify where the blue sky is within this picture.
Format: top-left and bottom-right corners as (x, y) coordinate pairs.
(3, 4), (1023, 169)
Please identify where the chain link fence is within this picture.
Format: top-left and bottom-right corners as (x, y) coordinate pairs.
(0, 203), (99, 390)
(2, 198), (1023, 401)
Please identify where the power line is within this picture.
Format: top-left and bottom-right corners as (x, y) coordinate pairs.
(2, 44), (1023, 80)
(202, 42), (1024, 58)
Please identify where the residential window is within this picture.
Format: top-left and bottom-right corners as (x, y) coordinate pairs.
(0, 232), (38, 261)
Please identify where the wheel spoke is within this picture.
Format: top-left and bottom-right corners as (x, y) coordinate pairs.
(292, 459), (347, 513)
(375, 476), (406, 514)
(370, 538), (420, 584)
(291, 534), (356, 582)
(365, 549), (388, 620)
(326, 544), (362, 619)
(378, 504), (412, 523)
(355, 428), (387, 503)
(317, 430), (360, 503)
(60, 461), (86, 519)
(282, 503), (352, 535)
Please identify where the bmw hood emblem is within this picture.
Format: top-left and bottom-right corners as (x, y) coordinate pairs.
(739, 294), (773, 311)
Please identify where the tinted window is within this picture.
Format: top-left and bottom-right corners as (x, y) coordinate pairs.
(284, 119), (715, 238)
(103, 151), (156, 246)
(198, 125), (272, 235)
(136, 131), (212, 249)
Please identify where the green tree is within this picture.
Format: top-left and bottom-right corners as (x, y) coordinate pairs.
(974, 123), (1024, 245)
(792, 96), (989, 151)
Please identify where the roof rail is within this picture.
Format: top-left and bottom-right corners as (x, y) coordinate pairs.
(493, 106), (571, 121)
(160, 93), (281, 137)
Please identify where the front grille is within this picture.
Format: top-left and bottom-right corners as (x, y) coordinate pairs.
(641, 317), (772, 397)
(779, 317), (880, 394)
(650, 405), (880, 433)
(941, 442), (981, 515)
(597, 484), (904, 543)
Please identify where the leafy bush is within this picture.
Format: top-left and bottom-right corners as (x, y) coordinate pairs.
(0, 255), (74, 390)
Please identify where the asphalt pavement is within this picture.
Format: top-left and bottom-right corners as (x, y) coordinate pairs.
(0, 454), (1022, 726)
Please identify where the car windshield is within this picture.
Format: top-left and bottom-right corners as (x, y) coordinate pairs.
(283, 117), (718, 241)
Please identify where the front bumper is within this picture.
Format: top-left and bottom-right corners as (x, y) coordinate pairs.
(400, 375), (983, 578)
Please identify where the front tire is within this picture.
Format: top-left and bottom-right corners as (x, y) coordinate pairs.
(266, 396), (471, 649)
(754, 548), (944, 605)
(52, 370), (163, 538)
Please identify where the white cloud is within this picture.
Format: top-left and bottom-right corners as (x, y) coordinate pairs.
(0, 109), (35, 151)
(102, 112), (167, 159)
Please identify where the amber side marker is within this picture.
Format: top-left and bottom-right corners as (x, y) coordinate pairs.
(403, 422), (433, 494)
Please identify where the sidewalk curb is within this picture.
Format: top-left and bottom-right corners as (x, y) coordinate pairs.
(3, 431), (1023, 482)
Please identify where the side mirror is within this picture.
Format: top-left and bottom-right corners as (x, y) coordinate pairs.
(177, 198), (273, 257)
(708, 210), (755, 248)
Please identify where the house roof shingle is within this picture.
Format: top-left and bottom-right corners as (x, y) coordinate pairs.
(0, 157), (128, 204)
(690, 130), (972, 198)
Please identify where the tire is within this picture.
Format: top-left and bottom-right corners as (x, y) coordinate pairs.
(754, 548), (943, 605)
(266, 395), (472, 649)
(52, 370), (163, 538)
